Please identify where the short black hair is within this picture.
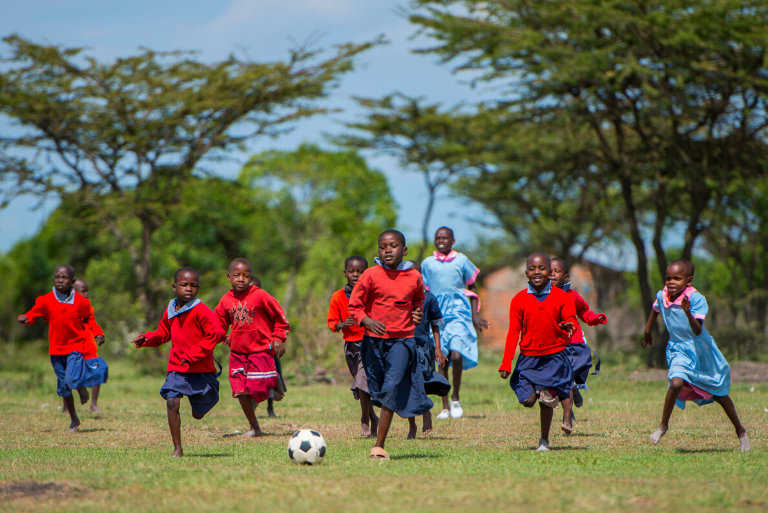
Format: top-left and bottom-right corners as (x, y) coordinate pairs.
(408, 260), (422, 273)
(526, 252), (551, 268)
(174, 267), (199, 283)
(345, 255), (368, 269)
(435, 226), (454, 239)
(250, 276), (262, 287)
(379, 229), (406, 246)
(229, 258), (252, 273)
(669, 258), (695, 277)
(54, 264), (75, 277)
(551, 257), (569, 275)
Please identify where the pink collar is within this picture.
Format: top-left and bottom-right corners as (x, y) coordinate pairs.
(433, 250), (458, 262)
(661, 286), (697, 308)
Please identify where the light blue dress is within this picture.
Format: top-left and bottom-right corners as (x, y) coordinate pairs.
(653, 287), (730, 409)
(420, 252), (480, 370)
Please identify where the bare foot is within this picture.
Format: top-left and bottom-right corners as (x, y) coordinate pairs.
(407, 422), (417, 440)
(77, 387), (90, 405)
(422, 411), (433, 435)
(650, 427), (667, 445)
(171, 448), (183, 457)
(360, 422), (372, 437)
(267, 409), (277, 418)
(241, 428), (264, 438)
(68, 419), (80, 433)
(90, 405), (103, 414)
(561, 420), (573, 435)
(739, 433), (751, 452)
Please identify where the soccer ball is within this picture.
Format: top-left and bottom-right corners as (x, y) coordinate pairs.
(288, 429), (327, 465)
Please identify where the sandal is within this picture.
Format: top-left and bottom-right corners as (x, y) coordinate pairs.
(538, 389), (559, 408)
(369, 447), (390, 460)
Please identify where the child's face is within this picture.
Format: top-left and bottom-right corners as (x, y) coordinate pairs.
(378, 233), (407, 269)
(434, 229), (455, 255)
(343, 259), (367, 287)
(228, 263), (252, 294)
(525, 255), (551, 290)
(550, 261), (569, 288)
(173, 271), (200, 305)
(52, 266), (75, 294)
(73, 280), (89, 298)
(665, 263), (693, 299)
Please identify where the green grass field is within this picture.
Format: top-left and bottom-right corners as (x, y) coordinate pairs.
(1, 352), (766, 512)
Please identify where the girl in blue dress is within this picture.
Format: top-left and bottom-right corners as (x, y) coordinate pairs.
(642, 259), (750, 451)
(420, 227), (489, 419)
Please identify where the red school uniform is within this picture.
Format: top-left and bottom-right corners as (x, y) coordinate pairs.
(138, 300), (225, 374)
(327, 287), (365, 342)
(499, 286), (578, 373)
(22, 290), (100, 356)
(81, 305), (105, 360)
(348, 265), (425, 339)
(564, 288), (607, 345)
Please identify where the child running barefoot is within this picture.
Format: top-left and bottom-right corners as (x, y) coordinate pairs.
(250, 276), (286, 418)
(420, 227), (489, 419)
(18, 265), (104, 432)
(349, 229), (431, 460)
(550, 258), (607, 432)
(499, 253), (577, 451)
(132, 268), (225, 457)
(215, 259), (289, 438)
(327, 255), (379, 437)
(642, 259), (750, 451)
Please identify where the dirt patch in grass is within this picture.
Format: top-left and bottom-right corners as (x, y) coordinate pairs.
(628, 361), (768, 382)
(0, 481), (76, 501)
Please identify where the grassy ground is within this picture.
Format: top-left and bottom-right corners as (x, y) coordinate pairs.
(0, 352), (766, 512)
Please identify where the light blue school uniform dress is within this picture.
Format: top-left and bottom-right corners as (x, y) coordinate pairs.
(420, 251), (480, 370)
(653, 287), (730, 409)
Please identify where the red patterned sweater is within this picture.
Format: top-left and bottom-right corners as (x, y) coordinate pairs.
(214, 286), (289, 354)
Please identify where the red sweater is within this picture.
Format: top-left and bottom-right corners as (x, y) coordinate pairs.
(214, 286), (289, 354)
(82, 305), (105, 359)
(139, 302), (225, 373)
(327, 288), (365, 343)
(566, 289), (607, 345)
(23, 291), (100, 356)
(348, 265), (425, 339)
(499, 286), (578, 372)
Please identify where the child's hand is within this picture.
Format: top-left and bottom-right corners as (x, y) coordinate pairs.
(412, 307), (423, 325)
(181, 358), (191, 366)
(224, 336), (231, 347)
(17, 315), (27, 324)
(597, 314), (607, 324)
(435, 348), (448, 368)
(336, 317), (356, 330)
(272, 340), (285, 357)
(95, 335), (105, 346)
(362, 317), (387, 336)
(499, 370), (510, 379)
(472, 313), (490, 332)
(559, 322), (575, 337)
(131, 335), (147, 348)
(681, 295), (691, 312)
(641, 331), (653, 348)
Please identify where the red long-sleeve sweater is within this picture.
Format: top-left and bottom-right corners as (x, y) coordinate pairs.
(327, 288), (365, 342)
(139, 302), (225, 373)
(499, 286), (578, 373)
(348, 266), (425, 339)
(82, 305), (105, 359)
(22, 291), (99, 356)
(214, 286), (289, 354)
(566, 289), (607, 345)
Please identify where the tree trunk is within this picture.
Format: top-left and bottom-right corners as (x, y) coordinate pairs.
(417, 182), (437, 262)
(135, 219), (156, 327)
(652, 182), (668, 284)
(282, 266), (298, 313)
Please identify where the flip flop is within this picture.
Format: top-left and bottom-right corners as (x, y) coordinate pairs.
(369, 447), (390, 460)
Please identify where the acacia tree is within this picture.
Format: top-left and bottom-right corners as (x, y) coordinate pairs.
(0, 35), (378, 324)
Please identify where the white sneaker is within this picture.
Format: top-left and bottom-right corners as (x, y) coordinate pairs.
(537, 438), (550, 451)
(436, 409), (451, 420)
(450, 400), (463, 418)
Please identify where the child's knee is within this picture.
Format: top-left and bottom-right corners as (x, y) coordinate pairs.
(166, 398), (180, 413)
(669, 378), (685, 391)
(522, 394), (537, 408)
(191, 410), (204, 420)
(450, 352), (462, 364)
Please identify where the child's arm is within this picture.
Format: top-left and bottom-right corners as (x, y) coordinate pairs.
(558, 298), (578, 337)
(572, 291), (607, 326)
(213, 300), (232, 346)
(499, 300), (523, 378)
(17, 296), (47, 325)
(433, 326), (447, 367)
(264, 295), (289, 357)
(86, 305), (106, 346)
(181, 310), (226, 364)
(681, 296), (702, 336)
(132, 314), (171, 348)
(349, 274), (387, 336)
(467, 282), (490, 331)
(641, 310), (660, 348)
(327, 295), (354, 333)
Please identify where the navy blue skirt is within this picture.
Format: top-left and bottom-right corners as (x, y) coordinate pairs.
(565, 344), (593, 385)
(83, 357), (109, 388)
(50, 352), (86, 397)
(160, 371), (220, 416)
(361, 335), (434, 418)
(510, 350), (573, 404)
(415, 336), (451, 397)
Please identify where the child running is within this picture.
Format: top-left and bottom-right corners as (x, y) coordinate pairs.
(549, 258), (607, 432)
(131, 268), (225, 457)
(250, 275), (287, 418)
(327, 255), (379, 437)
(18, 265), (103, 432)
(420, 226), (489, 419)
(642, 259), (750, 451)
(215, 259), (289, 438)
(348, 229), (431, 460)
(499, 253), (577, 451)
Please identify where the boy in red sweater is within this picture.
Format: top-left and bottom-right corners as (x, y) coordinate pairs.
(18, 265), (104, 432)
(215, 259), (289, 438)
(349, 229), (429, 460)
(131, 268), (225, 457)
(499, 253), (577, 451)
(550, 258), (607, 431)
(328, 255), (379, 437)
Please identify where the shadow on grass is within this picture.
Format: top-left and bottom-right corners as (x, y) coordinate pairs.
(77, 428), (106, 433)
(462, 415), (487, 419)
(186, 453), (233, 458)
(513, 446), (589, 452)
(675, 448), (730, 454)
(390, 453), (444, 461)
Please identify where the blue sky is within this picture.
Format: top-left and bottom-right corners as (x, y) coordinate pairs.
(0, 0), (502, 252)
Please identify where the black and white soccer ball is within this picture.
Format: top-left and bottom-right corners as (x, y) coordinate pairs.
(288, 429), (327, 465)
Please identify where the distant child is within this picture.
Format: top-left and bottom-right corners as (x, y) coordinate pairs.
(642, 259), (750, 451)
(499, 253), (577, 451)
(131, 268), (225, 457)
(420, 226), (489, 419)
(18, 265), (104, 432)
(408, 260), (450, 438)
(250, 275), (287, 418)
(61, 278), (109, 414)
(348, 229), (431, 460)
(327, 255), (379, 437)
(215, 259), (289, 437)
(549, 258), (607, 432)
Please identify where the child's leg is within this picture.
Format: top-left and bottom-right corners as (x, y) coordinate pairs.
(374, 406), (395, 450)
(238, 395), (263, 437)
(539, 402), (553, 443)
(90, 385), (102, 413)
(713, 395), (750, 450)
(450, 351), (463, 401)
(166, 397), (183, 457)
(62, 397), (69, 414)
(561, 394), (573, 434)
(422, 409), (433, 435)
(563, 389), (574, 425)
(407, 417), (417, 439)
(651, 377), (684, 444)
(267, 398), (276, 418)
(437, 363), (451, 411)
(63, 394), (80, 432)
(359, 390), (378, 436)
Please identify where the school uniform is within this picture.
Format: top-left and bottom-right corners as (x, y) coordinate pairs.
(81, 305), (109, 388)
(139, 299), (225, 415)
(653, 287), (730, 409)
(215, 286), (289, 404)
(327, 284), (369, 399)
(558, 283), (605, 387)
(348, 260), (434, 417)
(413, 291), (450, 397)
(500, 281), (579, 403)
(22, 288), (100, 397)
